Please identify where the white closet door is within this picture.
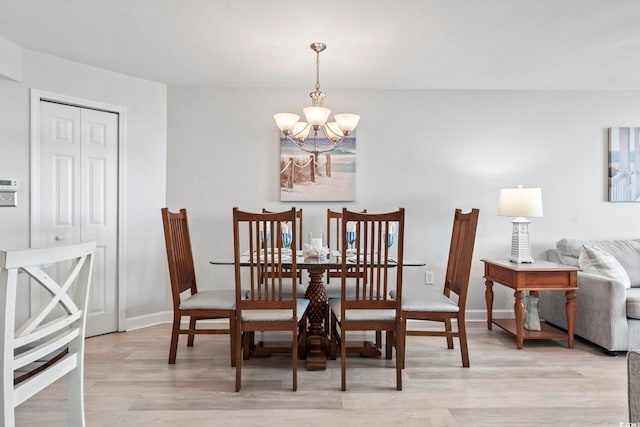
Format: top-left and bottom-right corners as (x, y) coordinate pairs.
(39, 101), (119, 337)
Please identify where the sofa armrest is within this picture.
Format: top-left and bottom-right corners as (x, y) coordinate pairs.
(539, 271), (630, 351)
(577, 271), (628, 314)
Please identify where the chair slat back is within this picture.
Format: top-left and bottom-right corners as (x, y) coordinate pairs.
(327, 209), (343, 253)
(161, 208), (197, 304)
(340, 208), (404, 312)
(327, 209), (367, 253)
(443, 208), (480, 309)
(263, 208), (303, 250)
(233, 208), (298, 311)
(327, 209), (367, 284)
(1, 241), (96, 425)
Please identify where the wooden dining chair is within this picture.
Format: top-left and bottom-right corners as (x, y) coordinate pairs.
(233, 207), (309, 391)
(161, 208), (236, 366)
(326, 209), (376, 344)
(401, 208), (479, 368)
(329, 208), (405, 391)
(1, 241), (96, 427)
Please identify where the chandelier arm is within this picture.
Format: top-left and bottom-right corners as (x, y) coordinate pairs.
(284, 135), (318, 155)
(318, 126), (345, 147)
(290, 123), (310, 139)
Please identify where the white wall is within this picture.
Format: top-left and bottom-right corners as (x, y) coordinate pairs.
(167, 86), (640, 318)
(0, 49), (168, 323)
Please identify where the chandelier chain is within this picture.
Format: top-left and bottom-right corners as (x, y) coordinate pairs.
(315, 50), (321, 92)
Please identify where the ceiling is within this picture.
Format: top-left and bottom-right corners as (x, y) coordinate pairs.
(1, 0), (640, 90)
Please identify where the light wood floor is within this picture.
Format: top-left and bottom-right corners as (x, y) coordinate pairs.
(16, 322), (628, 426)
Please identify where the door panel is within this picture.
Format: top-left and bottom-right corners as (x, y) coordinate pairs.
(40, 103), (81, 245)
(39, 100), (118, 337)
(81, 108), (118, 335)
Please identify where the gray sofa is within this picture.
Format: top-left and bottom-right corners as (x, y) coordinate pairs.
(539, 238), (640, 352)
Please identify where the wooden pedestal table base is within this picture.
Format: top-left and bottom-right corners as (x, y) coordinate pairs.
(304, 267), (328, 370)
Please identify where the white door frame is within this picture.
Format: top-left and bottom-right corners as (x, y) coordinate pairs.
(29, 88), (127, 332)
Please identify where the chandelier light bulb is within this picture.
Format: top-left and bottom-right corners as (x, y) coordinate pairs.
(325, 122), (343, 141)
(303, 106), (331, 127)
(293, 122), (311, 141)
(335, 114), (360, 133)
(273, 113), (300, 132)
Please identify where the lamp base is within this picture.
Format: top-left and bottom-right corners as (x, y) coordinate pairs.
(509, 217), (536, 264)
(509, 256), (535, 264)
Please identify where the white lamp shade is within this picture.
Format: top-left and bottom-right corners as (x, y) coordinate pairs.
(498, 187), (544, 217)
(303, 106), (331, 126)
(325, 122), (343, 139)
(273, 113), (300, 132)
(293, 122), (311, 140)
(335, 113), (360, 132)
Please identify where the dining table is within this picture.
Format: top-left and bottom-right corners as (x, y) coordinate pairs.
(211, 251), (425, 370)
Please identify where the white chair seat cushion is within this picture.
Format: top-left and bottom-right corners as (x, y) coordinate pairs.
(329, 299), (397, 322)
(179, 289), (236, 310)
(241, 298), (309, 322)
(401, 292), (460, 313)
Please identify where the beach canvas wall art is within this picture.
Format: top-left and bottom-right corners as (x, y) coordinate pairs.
(280, 133), (356, 202)
(609, 127), (640, 202)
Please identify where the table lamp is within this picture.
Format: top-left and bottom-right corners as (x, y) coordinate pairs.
(498, 185), (543, 263)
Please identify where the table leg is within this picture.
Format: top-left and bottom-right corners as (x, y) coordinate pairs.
(304, 267), (328, 370)
(485, 280), (494, 330)
(514, 290), (525, 349)
(565, 290), (577, 349)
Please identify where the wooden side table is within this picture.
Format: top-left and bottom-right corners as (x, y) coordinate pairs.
(481, 259), (579, 349)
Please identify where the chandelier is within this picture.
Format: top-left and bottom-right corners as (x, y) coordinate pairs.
(274, 42), (360, 158)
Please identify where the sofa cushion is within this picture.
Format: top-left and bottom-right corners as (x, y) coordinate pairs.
(627, 289), (640, 319)
(579, 245), (631, 289)
(556, 238), (587, 267)
(591, 240), (640, 287)
(557, 238), (640, 286)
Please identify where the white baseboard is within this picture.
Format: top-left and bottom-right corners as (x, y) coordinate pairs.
(125, 311), (172, 331)
(125, 308), (515, 332)
(125, 311), (230, 331)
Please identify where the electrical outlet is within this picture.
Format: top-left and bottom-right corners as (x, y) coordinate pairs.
(425, 270), (434, 285)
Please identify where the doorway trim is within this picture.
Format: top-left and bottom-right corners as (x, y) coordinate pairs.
(29, 89), (127, 332)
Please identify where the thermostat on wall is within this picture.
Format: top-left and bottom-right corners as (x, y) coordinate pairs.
(0, 179), (18, 207)
(0, 179), (18, 191)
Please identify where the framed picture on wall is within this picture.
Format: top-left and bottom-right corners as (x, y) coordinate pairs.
(279, 132), (356, 202)
(609, 127), (640, 202)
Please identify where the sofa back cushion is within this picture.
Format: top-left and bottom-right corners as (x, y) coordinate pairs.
(556, 238), (640, 287)
(578, 245), (631, 288)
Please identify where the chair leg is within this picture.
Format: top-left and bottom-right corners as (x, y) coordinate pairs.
(401, 316), (407, 369)
(396, 325), (403, 391)
(168, 314), (181, 364)
(341, 328), (347, 391)
(325, 307), (330, 340)
(298, 316), (307, 360)
(187, 317), (197, 347)
(67, 365), (86, 427)
(229, 316), (236, 367)
(385, 330), (393, 360)
(292, 328), (298, 392)
(376, 330), (382, 349)
(458, 315), (470, 368)
(330, 312), (338, 360)
(235, 320), (243, 392)
(444, 318), (454, 349)
(242, 332), (252, 360)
